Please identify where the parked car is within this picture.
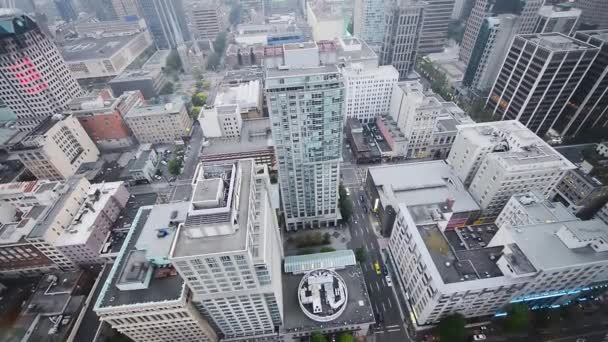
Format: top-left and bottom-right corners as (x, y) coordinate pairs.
(472, 334), (486, 341)
(385, 275), (392, 287)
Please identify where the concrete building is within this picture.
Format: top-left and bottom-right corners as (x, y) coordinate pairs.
(10, 115), (100, 181)
(380, 0), (426, 80)
(109, 68), (167, 100)
(345, 118), (382, 164)
(0, 180), (63, 223)
(575, 0), (608, 30)
(54, 0), (77, 22)
(112, 0), (140, 18)
(137, 0), (190, 49)
(375, 114), (409, 159)
(190, 2), (222, 41)
(66, 90), (141, 150)
(342, 42), (399, 123)
(430, 102), (475, 159)
(61, 32), (152, 81)
(74, 20), (145, 37)
(557, 30), (608, 137)
(0, 10), (83, 131)
(496, 191), (577, 229)
(124, 145), (159, 183)
(459, 0), (542, 66)
(200, 118), (275, 169)
(353, 0), (386, 53)
(487, 33), (599, 137)
(463, 14), (520, 94)
(418, 0), (456, 55)
(54, 181), (129, 265)
(125, 98), (192, 144)
(306, 0), (344, 41)
(447, 121), (576, 218)
(170, 160), (284, 339)
(94, 204), (218, 342)
(534, 4), (581, 35)
(265, 47), (343, 230)
(366, 160), (480, 236)
(596, 202), (608, 225)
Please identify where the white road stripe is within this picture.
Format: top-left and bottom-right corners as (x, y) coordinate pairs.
(387, 329), (401, 333)
(382, 302), (386, 312)
(385, 325), (399, 329)
(375, 281), (380, 291)
(388, 297), (393, 308)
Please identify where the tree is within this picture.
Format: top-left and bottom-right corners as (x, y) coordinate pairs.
(203, 80), (212, 89)
(438, 313), (466, 342)
(468, 98), (495, 123)
(190, 106), (202, 120)
(195, 80), (204, 90)
(299, 248), (315, 255)
(168, 158), (183, 175)
(346, 20), (354, 35)
(160, 81), (174, 95)
(310, 331), (326, 342)
(503, 303), (531, 333)
(213, 31), (228, 54)
(338, 183), (353, 221)
(229, 4), (242, 25)
(207, 53), (221, 70)
(319, 247), (336, 253)
(355, 247), (366, 262)
(447, 20), (465, 43)
(337, 332), (354, 342)
(192, 66), (203, 80)
(166, 49), (182, 72)
(191, 92), (208, 106)
(323, 232), (331, 244)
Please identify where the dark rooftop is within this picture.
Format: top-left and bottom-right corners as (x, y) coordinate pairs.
(60, 33), (144, 61)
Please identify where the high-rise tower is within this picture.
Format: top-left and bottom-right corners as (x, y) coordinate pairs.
(0, 9), (83, 131)
(137, 0), (190, 49)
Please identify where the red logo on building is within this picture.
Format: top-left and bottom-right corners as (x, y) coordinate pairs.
(8, 57), (48, 95)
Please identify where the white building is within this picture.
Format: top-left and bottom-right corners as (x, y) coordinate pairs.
(169, 160), (284, 339)
(190, 2), (222, 41)
(447, 121), (576, 217)
(495, 191), (577, 229)
(353, 0), (385, 53)
(125, 98), (192, 144)
(126, 146), (159, 183)
(535, 4), (581, 35)
(306, 0), (344, 41)
(11, 115), (100, 181)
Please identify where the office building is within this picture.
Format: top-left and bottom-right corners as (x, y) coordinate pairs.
(0, 10), (83, 131)
(66, 90), (141, 150)
(112, 0), (140, 18)
(380, 0), (425, 80)
(79, 0), (118, 21)
(124, 97), (192, 144)
(596, 202), (608, 225)
(463, 14), (520, 94)
(342, 39), (399, 123)
(61, 32), (152, 81)
(170, 160), (284, 339)
(137, 0), (190, 49)
(495, 190), (577, 229)
(575, 0), (608, 30)
(418, 0), (456, 55)
(534, 4), (581, 35)
(306, 0), (344, 41)
(53, 0), (76, 22)
(459, 0), (542, 65)
(123, 145), (159, 183)
(430, 102), (475, 159)
(94, 204), (218, 342)
(191, 2), (222, 41)
(265, 44), (343, 230)
(74, 20), (144, 37)
(487, 33), (599, 137)
(10, 115), (100, 181)
(353, 0), (386, 53)
(447, 121), (575, 217)
(557, 30), (608, 137)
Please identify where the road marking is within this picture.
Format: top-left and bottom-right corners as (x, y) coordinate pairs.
(388, 297), (393, 308)
(374, 331), (384, 334)
(375, 281), (380, 291)
(382, 302), (386, 312)
(387, 328), (401, 333)
(386, 325), (399, 329)
(362, 263), (367, 271)
(353, 229), (357, 237)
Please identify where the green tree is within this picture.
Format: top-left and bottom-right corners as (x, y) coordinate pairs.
(191, 92), (208, 106)
(504, 303), (531, 333)
(299, 248), (315, 255)
(319, 247), (336, 253)
(203, 80), (212, 89)
(355, 247), (366, 262)
(337, 332), (354, 342)
(192, 66), (203, 80)
(310, 331), (327, 342)
(468, 98), (495, 123)
(160, 81), (174, 95)
(168, 158), (183, 175)
(166, 49), (182, 72)
(346, 20), (354, 35)
(195, 80), (204, 90)
(190, 106), (202, 120)
(447, 20), (465, 43)
(338, 183), (353, 221)
(438, 313), (466, 342)
(207, 53), (221, 70)
(213, 31), (228, 54)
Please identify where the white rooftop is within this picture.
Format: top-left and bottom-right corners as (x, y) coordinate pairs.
(214, 80), (260, 112)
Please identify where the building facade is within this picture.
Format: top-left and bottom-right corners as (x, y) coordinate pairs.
(125, 98), (192, 144)
(137, 0), (190, 49)
(112, 0), (140, 18)
(486, 33), (599, 137)
(190, 2), (222, 41)
(534, 4), (581, 35)
(380, 0), (425, 80)
(575, 0), (608, 30)
(418, 0), (455, 55)
(353, 0), (386, 53)
(0, 10), (83, 131)
(266, 64), (343, 230)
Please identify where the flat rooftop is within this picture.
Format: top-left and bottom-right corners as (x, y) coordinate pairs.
(134, 202), (188, 260)
(418, 224), (504, 284)
(125, 99), (184, 118)
(282, 265), (374, 333)
(171, 160), (253, 257)
(266, 64), (339, 79)
(110, 67), (161, 82)
(141, 50), (170, 70)
(60, 33), (143, 61)
(510, 191), (577, 224)
(368, 161), (480, 214)
(524, 32), (598, 51)
(201, 118), (273, 157)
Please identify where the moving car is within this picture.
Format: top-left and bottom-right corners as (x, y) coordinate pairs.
(374, 261), (381, 275)
(385, 275), (392, 287)
(472, 334), (486, 341)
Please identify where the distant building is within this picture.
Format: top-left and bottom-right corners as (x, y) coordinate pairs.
(61, 32), (152, 81)
(353, 0), (386, 53)
(575, 0), (608, 30)
(137, 0), (190, 49)
(10, 115), (100, 181)
(74, 20), (144, 37)
(380, 0), (425, 80)
(53, 0), (77, 22)
(535, 4), (581, 35)
(190, 2), (222, 41)
(125, 97), (192, 144)
(0, 10), (83, 131)
(109, 50), (170, 99)
(306, 0), (344, 41)
(112, 0), (140, 18)
(486, 33), (599, 137)
(66, 90), (142, 150)
(418, 0), (456, 55)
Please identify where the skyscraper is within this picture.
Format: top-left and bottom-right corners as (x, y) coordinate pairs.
(353, 0), (386, 53)
(53, 0), (76, 22)
(575, 0), (608, 30)
(112, 0), (140, 18)
(486, 33), (599, 137)
(557, 30), (608, 137)
(534, 4), (581, 35)
(137, 0), (190, 49)
(459, 0), (542, 65)
(78, 0), (118, 21)
(0, 9), (83, 131)
(265, 43), (343, 230)
(380, 0), (425, 80)
(418, 0), (455, 55)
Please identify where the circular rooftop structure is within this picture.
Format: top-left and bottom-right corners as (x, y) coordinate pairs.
(298, 269), (348, 322)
